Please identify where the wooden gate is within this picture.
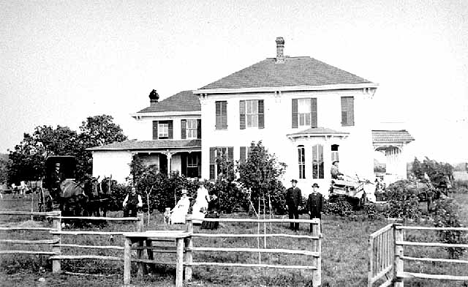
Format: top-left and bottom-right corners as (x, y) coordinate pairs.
(368, 224), (394, 287)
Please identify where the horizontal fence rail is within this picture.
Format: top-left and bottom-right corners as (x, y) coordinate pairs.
(184, 215), (322, 286)
(369, 224), (468, 286)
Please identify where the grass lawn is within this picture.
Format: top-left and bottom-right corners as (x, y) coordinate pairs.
(1, 193), (468, 286)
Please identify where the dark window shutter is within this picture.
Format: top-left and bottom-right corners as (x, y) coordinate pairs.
(181, 154), (187, 176)
(215, 102), (220, 129)
(341, 97), (354, 126)
(311, 98), (317, 128)
(348, 97), (354, 126)
(216, 101), (227, 130)
(258, 100), (264, 129)
(197, 119), (201, 139)
(152, 121), (159, 140)
(292, 99), (298, 128)
(222, 101), (227, 129)
(228, 147), (234, 161)
(181, 120), (187, 139)
(239, 100), (245, 130)
(240, 146), (246, 163)
(168, 121), (173, 139)
(209, 147), (216, 180)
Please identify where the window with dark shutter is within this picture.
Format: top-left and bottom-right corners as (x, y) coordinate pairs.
(240, 146), (246, 163)
(239, 100), (246, 130)
(258, 100), (264, 129)
(341, 96), (354, 126)
(311, 98), (317, 128)
(292, 99), (298, 128)
(215, 101), (228, 130)
(168, 121), (173, 139)
(152, 121), (159, 140)
(197, 119), (201, 139)
(209, 147), (216, 180)
(181, 120), (187, 139)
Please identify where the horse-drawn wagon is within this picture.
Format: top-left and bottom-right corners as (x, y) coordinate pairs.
(38, 156), (108, 216)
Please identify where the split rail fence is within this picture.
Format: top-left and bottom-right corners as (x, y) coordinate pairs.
(1, 210), (321, 286)
(184, 215), (322, 287)
(369, 223), (468, 287)
(0, 211), (144, 275)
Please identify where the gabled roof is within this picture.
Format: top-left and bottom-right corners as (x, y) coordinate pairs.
(87, 139), (201, 152)
(136, 90), (200, 114)
(372, 130), (415, 144)
(198, 57), (374, 91)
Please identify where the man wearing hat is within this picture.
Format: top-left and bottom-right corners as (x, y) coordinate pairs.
(286, 179), (302, 231)
(307, 183), (324, 233)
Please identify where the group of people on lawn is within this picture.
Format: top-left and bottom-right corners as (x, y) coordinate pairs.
(122, 162), (344, 230)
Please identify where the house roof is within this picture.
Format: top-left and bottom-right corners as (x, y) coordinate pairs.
(198, 57), (373, 91)
(372, 130), (415, 144)
(87, 139), (201, 152)
(136, 90), (200, 114)
(287, 127), (350, 138)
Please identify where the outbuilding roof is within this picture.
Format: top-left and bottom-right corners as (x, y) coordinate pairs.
(136, 90), (200, 114)
(372, 130), (415, 144)
(87, 139), (201, 152)
(198, 56), (374, 91)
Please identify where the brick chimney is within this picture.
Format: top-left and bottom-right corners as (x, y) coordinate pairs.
(149, 89), (159, 106)
(275, 37), (285, 64)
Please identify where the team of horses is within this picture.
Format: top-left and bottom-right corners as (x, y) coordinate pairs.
(43, 176), (113, 217)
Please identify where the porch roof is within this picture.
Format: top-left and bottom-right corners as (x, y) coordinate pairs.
(287, 127), (349, 140)
(87, 139), (201, 152)
(372, 130), (414, 144)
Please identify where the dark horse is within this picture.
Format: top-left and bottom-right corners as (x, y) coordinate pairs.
(85, 176), (113, 217)
(52, 177), (99, 216)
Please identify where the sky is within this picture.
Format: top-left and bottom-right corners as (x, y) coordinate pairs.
(1, 0), (467, 164)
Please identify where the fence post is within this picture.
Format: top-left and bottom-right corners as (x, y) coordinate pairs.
(311, 218), (321, 287)
(52, 211), (61, 273)
(185, 214), (193, 282)
(368, 234), (374, 287)
(393, 224), (404, 287)
(136, 212), (144, 232)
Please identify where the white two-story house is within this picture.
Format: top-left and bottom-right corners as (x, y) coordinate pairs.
(194, 37), (380, 193)
(90, 37), (414, 192)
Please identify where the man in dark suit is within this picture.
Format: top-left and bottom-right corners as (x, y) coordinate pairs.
(286, 179), (302, 231)
(307, 183), (324, 233)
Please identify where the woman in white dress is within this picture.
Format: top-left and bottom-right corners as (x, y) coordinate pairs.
(170, 189), (191, 224)
(191, 186), (210, 224)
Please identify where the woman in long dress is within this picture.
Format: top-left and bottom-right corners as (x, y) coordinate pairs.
(192, 186), (210, 224)
(170, 189), (191, 224)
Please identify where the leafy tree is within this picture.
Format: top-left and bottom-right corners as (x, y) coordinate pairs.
(237, 141), (287, 215)
(7, 126), (79, 183)
(127, 155), (199, 213)
(411, 157), (454, 187)
(76, 115), (128, 178)
(7, 115), (127, 183)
